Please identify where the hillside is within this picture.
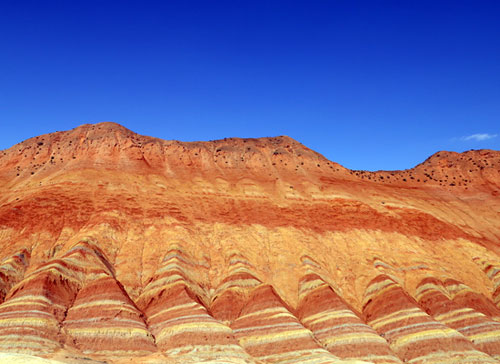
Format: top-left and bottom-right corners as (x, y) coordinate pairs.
(0, 122), (499, 364)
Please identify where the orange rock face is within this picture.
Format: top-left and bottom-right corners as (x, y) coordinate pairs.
(0, 122), (499, 363)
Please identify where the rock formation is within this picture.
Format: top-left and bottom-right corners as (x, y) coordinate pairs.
(0, 122), (498, 363)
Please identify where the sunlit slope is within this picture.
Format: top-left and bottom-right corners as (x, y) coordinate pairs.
(0, 122), (498, 363)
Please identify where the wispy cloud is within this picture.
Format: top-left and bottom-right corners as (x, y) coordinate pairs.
(461, 133), (498, 141)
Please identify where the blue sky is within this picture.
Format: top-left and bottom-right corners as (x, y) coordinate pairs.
(0, 1), (498, 171)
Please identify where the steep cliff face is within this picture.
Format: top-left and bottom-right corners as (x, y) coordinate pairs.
(0, 122), (499, 364)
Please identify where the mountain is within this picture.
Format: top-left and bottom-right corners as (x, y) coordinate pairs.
(0, 122), (499, 364)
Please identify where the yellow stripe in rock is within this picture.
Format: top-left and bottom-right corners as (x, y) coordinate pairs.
(434, 308), (475, 321)
(237, 307), (290, 320)
(440, 312), (485, 325)
(303, 309), (358, 326)
(0, 309), (53, 318)
(80, 349), (156, 356)
(0, 334), (59, 345)
(29, 262), (76, 277)
(67, 327), (151, 338)
(217, 278), (261, 292)
(0, 341), (55, 350)
(363, 283), (399, 306)
(299, 279), (327, 295)
(445, 284), (474, 297)
(407, 350), (494, 364)
(70, 300), (137, 313)
(370, 309), (428, 330)
(156, 322), (232, 342)
(149, 314), (212, 330)
(364, 279), (395, 298)
(468, 330), (500, 343)
(238, 328), (312, 347)
(268, 312), (297, 320)
(233, 322), (303, 333)
(322, 332), (387, 346)
(0, 295), (64, 310)
(163, 344), (248, 357)
(143, 274), (185, 291)
(415, 283), (449, 300)
(391, 328), (459, 349)
(148, 302), (200, 321)
(0, 317), (59, 328)
(64, 317), (145, 326)
(356, 354), (402, 363)
(256, 348), (335, 362)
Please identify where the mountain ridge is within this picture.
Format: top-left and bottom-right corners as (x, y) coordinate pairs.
(1, 122), (498, 191)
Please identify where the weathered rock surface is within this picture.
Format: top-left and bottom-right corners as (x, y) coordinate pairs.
(416, 277), (500, 359)
(297, 271), (402, 363)
(0, 122), (499, 363)
(0, 353), (65, 364)
(363, 275), (496, 363)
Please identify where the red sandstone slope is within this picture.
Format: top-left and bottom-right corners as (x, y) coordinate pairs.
(0, 122), (499, 364)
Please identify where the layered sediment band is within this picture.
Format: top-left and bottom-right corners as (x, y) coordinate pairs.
(231, 284), (343, 363)
(297, 273), (402, 364)
(444, 278), (500, 321)
(137, 247), (255, 363)
(0, 268), (79, 354)
(211, 253), (262, 323)
(0, 241), (125, 355)
(0, 250), (29, 303)
(416, 277), (500, 359)
(363, 275), (497, 364)
(475, 260), (500, 310)
(63, 275), (156, 356)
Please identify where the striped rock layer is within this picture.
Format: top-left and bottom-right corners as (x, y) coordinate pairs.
(0, 250), (29, 303)
(475, 259), (500, 310)
(0, 244), (500, 363)
(136, 248), (258, 363)
(211, 253), (263, 323)
(297, 273), (402, 364)
(63, 274), (156, 357)
(416, 277), (500, 359)
(0, 245), (85, 354)
(363, 275), (498, 364)
(0, 241), (156, 358)
(231, 283), (347, 364)
(444, 278), (500, 322)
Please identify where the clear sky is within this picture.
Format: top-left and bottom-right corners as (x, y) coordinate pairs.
(1, 1), (499, 171)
